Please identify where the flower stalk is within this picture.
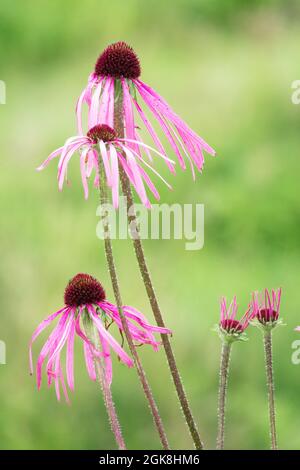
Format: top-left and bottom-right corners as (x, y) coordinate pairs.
(263, 330), (278, 450)
(216, 340), (231, 450)
(250, 288), (282, 449)
(98, 154), (170, 450)
(115, 87), (204, 450)
(83, 313), (126, 450)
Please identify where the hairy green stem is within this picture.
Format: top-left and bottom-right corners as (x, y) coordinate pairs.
(83, 314), (126, 450)
(263, 330), (278, 450)
(115, 90), (204, 450)
(216, 341), (231, 450)
(98, 157), (170, 450)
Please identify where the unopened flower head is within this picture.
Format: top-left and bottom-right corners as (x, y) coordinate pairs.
(77, 41), (216, 183)
(251, 288), (283, 331)
(216, 296), (252, 343)
(37, 123), (175, 208)
(29, 273), (171, 403)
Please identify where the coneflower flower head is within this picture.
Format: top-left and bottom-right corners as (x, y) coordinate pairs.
(251, 288), (283, 331)
(77, 41), (216, 182)
(216, 297), (252, 343)
(95, 42), (141, 79)
(38, 123), (175, 208)
(29, 273), (171, 403)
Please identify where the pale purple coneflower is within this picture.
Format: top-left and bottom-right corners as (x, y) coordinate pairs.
(77, 41), (216, 179)
(37, 123), (174, 208)
(216, 296), (252, 450)
(30, 273), (171, 400)
(251, 287), (283, 450)
(29, 273), (171, 449)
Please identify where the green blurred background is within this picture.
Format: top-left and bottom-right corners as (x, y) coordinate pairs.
(1, 0), (300, 450)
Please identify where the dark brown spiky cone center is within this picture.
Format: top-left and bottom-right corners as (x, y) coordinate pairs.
(87, 124), (116, 144)
(64, 273), (106, 307)
(257, 308), (279, 324)
(95, 41), (141, 79)
(220, 319), (244, 333)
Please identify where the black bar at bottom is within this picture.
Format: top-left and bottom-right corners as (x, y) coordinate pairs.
(0, 450), (297, 466)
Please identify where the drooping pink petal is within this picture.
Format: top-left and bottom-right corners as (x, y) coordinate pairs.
(124, 145), (173, 191)
(134, 129), (153, 162)
(54, 356), (61, 402)
(58, 359), (70, 404)
(99, 78), (114, 128)
(80, 148), (89, 199)
(76, 89), (87, 136)
(89, 80), (103, 128)
(135, 79), (216, 156)
(99, 301), (171, 351)
(132, 98), (171, 166)
(119, 144), (149, 207)
(29, 307), (67, 374)
(137, 165), (160, 200)
(114, 139), (175, 165)
(66, 312), (76, 391)
(74, 307), (102, 358)
(36, 146), (65, 172)
(121, 79), (136, 143)
(58, 140), (88, 190)
(86, 149), (97, 178)
(98, 333), (112, 387)
(89, 305), (134, 368)
(36, 310), (70, 389)
(123, 305), (172, 335)
(46, 314), (74, 382)
(109, 144), (119, 208)
(83, 341), (96, 381)
(99, 140), (112, 187)
(76, 73), (98, 134)
(135, 91), (186, 170)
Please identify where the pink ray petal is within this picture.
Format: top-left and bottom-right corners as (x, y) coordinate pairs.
(109, 144), (119, 208)
(99, 78), (114, 127)
(74, 307), (103, 358)
(46, 314), (74, 380)
(29, 307), (67, 374)
(66, 312), (76, 391)
(80, 148), (89, 199)
(89, 80), (103, 128)
(99, 140), (112, 187)
(83, 342), (96, 381)
(135, 79), (216, 156)
(58, 141), (88, 190)
(121, 79), (140, 156)
(98, 333), (112, 387)
(119, 144), (149, 207)
(89, 305), (133, 368)
(37, 146), (65, 172)
(36, 310), (70, 389)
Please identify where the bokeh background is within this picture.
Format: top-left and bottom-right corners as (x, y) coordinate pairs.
(1, 0), (300, 450)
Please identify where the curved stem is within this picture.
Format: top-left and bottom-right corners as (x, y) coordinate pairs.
(98, 157), (170, 450)
(216, 341), (231, 450)
(114, 93), (204, 449)
(264, 331), (278, 450)
(83, 314), (126, 450)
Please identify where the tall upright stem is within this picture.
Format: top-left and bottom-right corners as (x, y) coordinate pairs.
(83, 315), (126, 450)
(98, 157), (170, 450)
(115, 91), (204, 450)
(263, 331), (278, 450)
(216, 341), (231, 450)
